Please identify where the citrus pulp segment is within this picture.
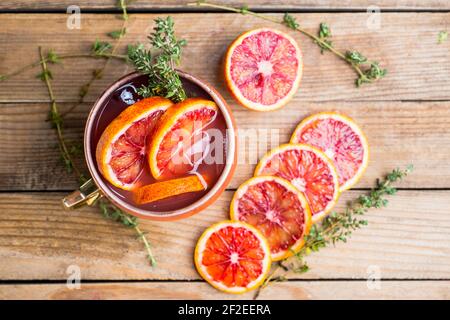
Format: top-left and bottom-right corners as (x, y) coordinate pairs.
(290, 112), (369, 191)
(194, 221), (271, 294)
(230, 176), (311, 261)
(254, 144), (339, 223)
(224, 28), (303, 111)
(149, 98), (218, 180)
(96, 97), (172, 190)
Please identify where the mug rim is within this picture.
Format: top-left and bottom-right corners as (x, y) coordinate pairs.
(84, 71), (237, 220)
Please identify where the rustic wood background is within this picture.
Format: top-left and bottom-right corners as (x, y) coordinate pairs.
(0, 1), (449, 300)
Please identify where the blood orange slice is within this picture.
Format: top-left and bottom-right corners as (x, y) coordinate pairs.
(134, 175), (206, 205)
(195, 221), (271, 294)
(254, 144), (339, 223)
(148, 98), (218, 180)
(96, 97), (172, 190)
(230, 176), (311, 261)
(291, 112), (369, 191)
(224, 28), (303, 111)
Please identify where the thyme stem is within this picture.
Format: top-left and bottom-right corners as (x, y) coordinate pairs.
(1, 1), (157, 270)
(189, 1), (385, 86)
(134, 224), (157, 267)
(253, 165), (413, 299)
(61, 9), (130, 119)
(38, 47), (82, 178)
(0, 53), (126, 82)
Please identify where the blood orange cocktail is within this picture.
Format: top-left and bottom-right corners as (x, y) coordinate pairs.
(91, 74), (228, 213)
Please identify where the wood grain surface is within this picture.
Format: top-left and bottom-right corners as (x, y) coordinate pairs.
(1, 0), (449, 11)
(1, 101), (449, 190)
(0, 190), (448, 281)
(1, 13), (450, 102)
(1, 281), (449, 300)
(0, 7), (449, 300)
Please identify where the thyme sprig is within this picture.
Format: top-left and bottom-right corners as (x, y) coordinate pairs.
(127, 16), (187, 102)
(99, 198), (157, 266)
(189, 1), (387, 87)
(0, 52), (125, 83)
(64, 0), (131, 118)
(438, 30), (448, 44)
(37, 47), (82, 178)
(31, 0), (157, 268)
(317, 22), (332, 54)
(37, 46), (157, 267)
(254, 165), (413, 299)
(1, 0), (158, 268)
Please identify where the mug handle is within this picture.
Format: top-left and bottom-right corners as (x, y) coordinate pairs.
(62, 178), (102, 209)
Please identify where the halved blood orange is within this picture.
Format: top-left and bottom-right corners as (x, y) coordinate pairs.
(291, 112), (369, 191)
(224, 28), (303, 111)
(96, 97), (172, 190)
(148, 98), (218, 180)
(230, 176), (311, 261)
(254, 144), (339, 223)
(194, 220), (271, 294)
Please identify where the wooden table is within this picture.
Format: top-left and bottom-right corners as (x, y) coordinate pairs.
(0, 1), (449, 300)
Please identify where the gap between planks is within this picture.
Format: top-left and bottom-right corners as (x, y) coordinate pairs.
(1, 13), (450, 102)
(1, 280), (449, 299)
(1, 0), (450, 12)
(1, 101), (449, 190)
(0, 190), (449, 281)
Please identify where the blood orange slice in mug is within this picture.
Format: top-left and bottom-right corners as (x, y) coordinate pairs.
(148, 98), (218, 180)
(195, 221), (271, 294)
(230, 176), (311, 261)
(255, 144), (339, 223)
(291, 112), (369, 191)
(96, 97), (172, 190)
(224, 28), (303, 111)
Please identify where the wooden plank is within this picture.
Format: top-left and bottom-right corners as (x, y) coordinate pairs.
(1, 1), (449, 11)
(1, 13), (450, 102)
(0, 190), (449, 280)
(1, 281), (449, 300)
(0, 101), (449, 190)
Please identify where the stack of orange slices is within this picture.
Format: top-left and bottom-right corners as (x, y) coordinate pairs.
(195, 111), (369, 294)
(195, 27), (370, 294)
(96, 97), (218, 205)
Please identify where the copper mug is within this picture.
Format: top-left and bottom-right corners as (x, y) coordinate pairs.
(63, 71), (237, 221)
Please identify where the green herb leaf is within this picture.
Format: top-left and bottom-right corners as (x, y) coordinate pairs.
(283, 13), (299, 30)
(79, 84), (89, 98)
(108, 28), (127, 39)
(240, 4), (249, 14)
(37, 69), (53, 81)
(317, 22), (332, 53)
(99, 198), (138, 227)
(60, 155), (73, 173)
(98, 198), (156, 266)
(47, 50), (61, 64)
(438, 30), (448, 44)
(68, 142), (83, 156)
(319, 22), (331, 38)
(191, 1), (388, 88)
(128, 16), (187, 102)
(356, 62), (387, 87)
(346, 51), (368, 64)
(289, 165), (413, 272)
(92, 40), (113, 56)
(48, 109), (62, 128)
(92, 69), (103, 79)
